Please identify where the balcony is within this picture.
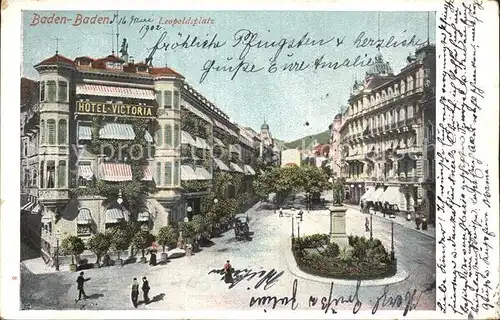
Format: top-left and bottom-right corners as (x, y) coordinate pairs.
(396, 145), (422, 155)
(39, 189), (70, 203)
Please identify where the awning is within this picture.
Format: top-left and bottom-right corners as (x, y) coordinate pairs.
(99, 123), (135, 140)
(213, 137), (225, 147)
(144, 131), (153, 143)
(213, 119), (228, 131)
(183, 103), (212, 124)
(78, 165), (94, 180)
(367, 187), (386, 202)
(229, 144), (241, 154)
(230, 162), (244, 173)
(380, 186), (401, 206)
(181, 165), (198, 181)
(181, 130), (196, 146)
(21, 201), (36, 212)
(31, 204), (41, 214)
(195, 137), (211, 150)
(228, 129), (239, 138)
(244, 165), (256, 176)
(360, 188), (374, 202)
(142, 166), (153, 181)
(138, 211), (150, 222)
(98, 163), (133, 181)
(105, 208), (124, 223)
(213, 158), (231, 171)
(78, 125), (92, 140)
(76, 84), (155, 100)
(77, 208), (92, 224)
(195, 166), (212, 180)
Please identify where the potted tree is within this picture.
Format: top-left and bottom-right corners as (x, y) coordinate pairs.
(110, 229), (130, 266)
(87, 232), (111, 268)
(156, 225), (178, 262)
(179, 220), (195, 255)
(60, 235), (86, 272)
(131, 231), (153, 263)
(191, 215), (207, 251)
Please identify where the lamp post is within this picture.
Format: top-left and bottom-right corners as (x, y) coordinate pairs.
(297, 219), (301, 238)
(186, 206), (193, 221)
(328, 206), (333, 237)
(55, 230), (60, 271)
(370, 209), (373, 241)
(291, 208), (295, 238)
(390, 220), (395, 262)
(306, 192), (310, 213)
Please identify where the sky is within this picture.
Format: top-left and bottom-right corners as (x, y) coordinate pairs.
(22, 10), (435, 141)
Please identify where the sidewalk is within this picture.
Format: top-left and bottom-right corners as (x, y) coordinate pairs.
(343, 204), (436, 239)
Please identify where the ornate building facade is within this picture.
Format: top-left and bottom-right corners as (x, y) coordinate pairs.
(338, 44), (436, 224)
(20, 41), (268, 261)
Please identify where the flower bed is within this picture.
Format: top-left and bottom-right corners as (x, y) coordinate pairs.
(292, 234), (397, 280)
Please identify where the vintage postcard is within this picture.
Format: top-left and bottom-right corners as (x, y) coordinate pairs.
(1, 0), (499, 319)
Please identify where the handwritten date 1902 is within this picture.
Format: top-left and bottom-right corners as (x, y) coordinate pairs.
(139, 24), (162, 39)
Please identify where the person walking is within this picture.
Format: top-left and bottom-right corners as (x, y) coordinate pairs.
(279, 208), (283, 217)
(131, 278), (139, 308)
(223, 260), (233, 283)
(76, 271), (90, 301)
(142, 276), (150, 304)
(365, 216), (370, 232)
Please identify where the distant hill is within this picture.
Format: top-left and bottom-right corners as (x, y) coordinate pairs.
(284, 130), (330, 150)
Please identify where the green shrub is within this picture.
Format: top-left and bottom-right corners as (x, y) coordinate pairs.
(322, 242), (340, 258)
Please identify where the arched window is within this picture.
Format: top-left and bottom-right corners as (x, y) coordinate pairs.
(57, 160), (66, 188)
(58, 81), (68, 102)
(47, 119), (56, 145)
(399, 108), (406, 121)
(427, 123), (434, 142)
(407, 105), (414, 118)
(58, 119), (67, 144)
(400, 80), (406, 94)
(40, 119), (45, 144)
(163, 124), (172, 147)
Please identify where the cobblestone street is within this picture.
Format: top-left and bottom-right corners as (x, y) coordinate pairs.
(21, 199), (435, 314)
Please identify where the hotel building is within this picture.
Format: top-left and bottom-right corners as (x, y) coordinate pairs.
(338, 44), (436, 223)
(20, 42), (275, 261)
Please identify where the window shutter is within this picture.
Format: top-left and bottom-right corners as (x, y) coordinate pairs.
(40, 81), (45, 101)
(156, 162), (162, 184)
(164, 162), (172, 186)
(57, 160), (66, 188)
(156, 91), (163, 107)
(47, 81), (56, 102)
(173, 91), (180, 109)
(173, 161), (180, 185)
(58, 119), (67, 144)
(174, 124), (180, 147)
(47, 119), (56, 144)
(164, 124), (172, 147)
(58, 81), (67, 102)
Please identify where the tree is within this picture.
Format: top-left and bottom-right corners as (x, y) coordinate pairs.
(301, 165), (330, 194)
(178, 220), (196, 239)
(156, 226), (178, 252)
(87, 232), (111, 264)
(110, 229), (130, 260)
(131, 231), (154, 259)
(60, 235), (86, 265)
(192, 214), (207, 239)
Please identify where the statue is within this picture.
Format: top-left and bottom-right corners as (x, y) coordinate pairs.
(119, 38), (128, 56)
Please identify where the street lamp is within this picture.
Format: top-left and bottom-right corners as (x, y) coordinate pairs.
(291, 208), (295, 238)
(186, 206), (193, 221)
(297, 219), (301, 238)
(306, 192), (310, 213)
(213, 198), (218, 204)
(55, 230), (61, 271)
(370, 208), (373, 241)
(117, 189), (123, 205)
(390, 220), (395, 262)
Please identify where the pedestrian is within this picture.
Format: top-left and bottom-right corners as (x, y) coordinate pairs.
(142, 276), (150, 304)
(149, 251), (157, 266)
(223, 260), (233, 283)
(131, 278), (139, 308)
(76, 271), (90, 301)
(279, 207), (283, 217)
(365, 216), (370, 232)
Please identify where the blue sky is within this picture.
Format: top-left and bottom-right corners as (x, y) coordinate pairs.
(22, 10), (435, 141)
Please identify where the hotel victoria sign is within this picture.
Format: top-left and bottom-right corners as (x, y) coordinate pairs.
(75, 101), (156, 117)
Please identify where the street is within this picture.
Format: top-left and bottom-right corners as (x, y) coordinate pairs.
(21, 198), (436, 314)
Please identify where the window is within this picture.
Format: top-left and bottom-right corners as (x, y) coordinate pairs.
(47, 119), (56, 144)
(399, 108), (406, 121)
(58, 81), (67, 102)
(46, 161), (55, 189)
(23, 168), (30, 187)
(57, 160), (66, 188)
(164, 90), (172, 108)
(156, 162), (162, 184)
(156, 126), (163, 145)
(156, 90), (163, 107)
(58, 119), (67, 144)
(40, 161), (44, 188)
(47, 81), (56, 102)
(40, 81), (45, 101)
(32, 167), (38, 187)
(173, 91), (180, 109)
(174, 124), (180, 147)
(77, 161), (92, 187)
(407, 105), (414, 118)
(174, 161), (180, 185)
(164, 162), (172, 186)
(164, 124), (172, 147)
(77, 224), (92, 236)
(40, 120), (45, 144)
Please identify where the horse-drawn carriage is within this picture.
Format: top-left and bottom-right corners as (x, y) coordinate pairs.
(234, 213), (250, 241)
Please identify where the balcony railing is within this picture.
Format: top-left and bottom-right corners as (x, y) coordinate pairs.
(39, 189), (70, 201)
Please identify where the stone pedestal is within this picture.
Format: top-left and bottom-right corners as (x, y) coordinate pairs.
(329, 205), (349, 248)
